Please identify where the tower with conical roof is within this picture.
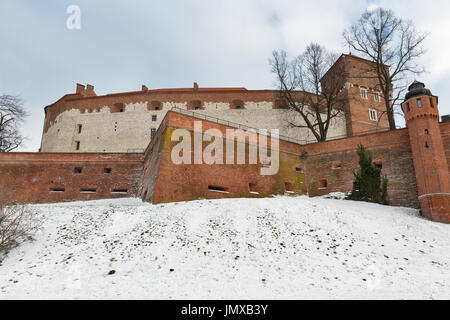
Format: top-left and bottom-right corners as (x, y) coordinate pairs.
(402, 81), (450, 223)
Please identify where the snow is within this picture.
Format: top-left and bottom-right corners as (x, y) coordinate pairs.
(1, 196), (449, 300)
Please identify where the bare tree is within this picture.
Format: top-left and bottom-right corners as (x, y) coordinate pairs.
(343, 7), (428, 130)
(270, 43), (346, 142)
(0, 94), (27, 152)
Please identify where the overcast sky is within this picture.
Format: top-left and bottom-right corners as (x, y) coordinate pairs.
(1, 0), (449, 151)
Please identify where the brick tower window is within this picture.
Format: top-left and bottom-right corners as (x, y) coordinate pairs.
(369, 109), (377, 121)
(360, 88), (368, 100)
(430, 98), (434, 108)
(417, 98), (423, 108)
(374, 92), (380, 102)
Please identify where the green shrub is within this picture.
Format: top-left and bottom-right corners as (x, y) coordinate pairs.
(346, 144), (389, 205)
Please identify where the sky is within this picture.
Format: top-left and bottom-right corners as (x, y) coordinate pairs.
(1, 0), (449, 152)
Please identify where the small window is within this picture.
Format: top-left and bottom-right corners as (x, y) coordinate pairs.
(284, 182), (294, 193)
(425, 141), (430, 149)
(75, 141), (80, 151)
(318, 179), (328, 189)
(152, 115), (157, 122)
(406, 103), (410, 112)
(430, 98), (434, 108)
(111, 189), (128, 194)
(50, 188), (65, 193)
(332, 162), (343, 170)
(417, 98), (423, 108)
(374, 92), (380, 102)
(249, 183), (259, 194)
(81, 188), (97, 193)
(112, 103), (125, 113)
(149, 101), (162, 111)
(295, 167), (303, 173)
(74, 167), (82, 174)
(151, 128), (156, 139)
(231, 100), (245, 110)
(369, 109), (377, 121)
(208, 185), (229, 193)
(373, 161), (382, 169)
(104, 168), (112, 174)
(425, 129), (429, 135)
(188, 100), (203, 110)
(77, 124), (82, 134)
(360, 88), (368, 100)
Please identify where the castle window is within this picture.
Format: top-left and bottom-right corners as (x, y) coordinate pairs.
(111, 189), (128, 194)
(332, 162), (343, 170)
(104, 168), (112, 174)
(360, 88), (368, 100)
(111, 103), (125, 113)
(151, 128), (156, 139)
(318, 179), (328, 189)
(208, 185), (229, 193)
(373, 160), (382, 169)
(152, 115), (157, 122)
(75, 141), (80, 151)
(284, 182), (295, 193)
(74, 167), (83, 174)
(430, 98), (434, 108)
(249, 183), (259, 194)
(425, 129), (429, 135)
(417, 98), (423, 108)
(274, 99), (289, 110)
(50, 188), (65, 193)
(231, 100), (245, 110)
(77, 124), (82, 134)
(188, 100), (204, 110)
(374, 92), (380, 102)
(80, 188), (97, 194)
(369, 109), (377, 121)
(149, 101), (162, 111)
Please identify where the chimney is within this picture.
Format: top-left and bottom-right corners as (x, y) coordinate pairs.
(86, 84), (94, 91)
(193, 82), (199, 91)
(142, 85), (148, 92)
(81, 84), (97, 97)
(76, 83), (85, 94)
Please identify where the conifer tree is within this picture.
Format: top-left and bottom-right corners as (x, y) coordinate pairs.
(347, 144), (388, 205)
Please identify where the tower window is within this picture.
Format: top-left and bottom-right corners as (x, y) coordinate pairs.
(151, 128), (156, 139)
(104, 168), (112, 174)
(430, 98), (434, 108)
(74, 167), (83, 174)
(425, 129), (429, 135)
(75, 141), (80, 151)
(369, 109), (378, 121)
(152, 115), (157, 122)
(284, 182), (295, 193)
(77, 124), (82, 134)
(425, 141), (430, 149)
(360, 88), (368, 100)
(318, 179), (328, 189)
(417, 98), (423, 108)
(374, 92), (380, 102)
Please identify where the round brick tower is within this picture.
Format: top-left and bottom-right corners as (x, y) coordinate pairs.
(402, 81), (450, 223)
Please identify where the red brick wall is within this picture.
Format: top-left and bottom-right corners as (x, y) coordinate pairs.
(0, 153), (143, 204)
(141, 112), (307, 204)
(303, 128), (419, 208)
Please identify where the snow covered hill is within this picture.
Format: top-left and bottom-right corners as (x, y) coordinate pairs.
(1, 195), (449, 300)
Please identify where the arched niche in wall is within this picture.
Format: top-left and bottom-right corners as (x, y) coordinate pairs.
(111, 103), (125, 113)
(230, 99), (245, 110)
(188, 100), (204, 110)
(149, 101), (162, 111)
(274, 99), (289, 109)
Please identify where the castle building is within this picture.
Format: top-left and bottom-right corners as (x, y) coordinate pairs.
(40, 54), (389, 153)
(0, 54), (448, 223)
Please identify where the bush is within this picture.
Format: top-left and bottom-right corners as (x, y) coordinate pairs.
(346, 144), (389, 205)
(0, 195), (40, 261)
